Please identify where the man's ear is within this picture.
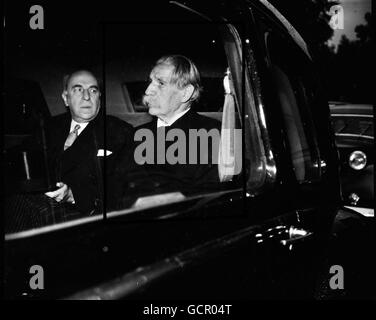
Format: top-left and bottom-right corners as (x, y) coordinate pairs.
(181, 84), (195, 103)
(62, 91), (69, 106)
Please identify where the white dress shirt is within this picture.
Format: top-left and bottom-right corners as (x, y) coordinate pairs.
(69, 120), (89, 135)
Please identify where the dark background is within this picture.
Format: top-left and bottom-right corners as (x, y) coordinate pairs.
(268, 0), (372, 103)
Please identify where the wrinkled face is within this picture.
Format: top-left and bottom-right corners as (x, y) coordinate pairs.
(143, 64), (186, 121)
(62, 71), (101, 123)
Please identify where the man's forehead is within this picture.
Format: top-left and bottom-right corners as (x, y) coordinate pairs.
(67, 71), (98, 88)
(151, 63), (174, 80)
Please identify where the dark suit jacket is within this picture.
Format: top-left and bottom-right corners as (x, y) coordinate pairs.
(126, 109), (221, 196)
(46, 111), (134, 214)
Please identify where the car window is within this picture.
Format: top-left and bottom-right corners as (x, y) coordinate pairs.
(105, 11), (257, 211)
(261, 23), (322, 183)
(4, 3), (269, 235)
(332, 117), (374, 137)
(105, 18), (228, 116)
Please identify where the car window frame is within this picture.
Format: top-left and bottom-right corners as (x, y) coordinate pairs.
(251, 6), (324, 185)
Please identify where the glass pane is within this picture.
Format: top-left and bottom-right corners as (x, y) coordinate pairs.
(266, 32), (321, 183)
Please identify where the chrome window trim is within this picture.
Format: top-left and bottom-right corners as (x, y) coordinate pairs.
(334, 133), (373, 140)
(5, 188), (243, 240)
(229, 17), (277, 190)
(331, 114), (373, 118)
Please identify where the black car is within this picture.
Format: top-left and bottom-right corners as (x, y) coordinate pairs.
(4, 0), (351, 300)
(330, 103), (374, 216)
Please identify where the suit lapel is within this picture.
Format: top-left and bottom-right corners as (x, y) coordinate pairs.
(169, 109), (196, 130)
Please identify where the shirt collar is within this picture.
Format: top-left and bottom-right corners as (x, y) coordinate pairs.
(157, 108), (190, 128)
(70, 119), (89, 136)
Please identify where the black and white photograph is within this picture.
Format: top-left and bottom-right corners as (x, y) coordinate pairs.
(2, 0), (373, 306)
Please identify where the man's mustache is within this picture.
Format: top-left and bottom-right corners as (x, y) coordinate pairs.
(142, 95), (156, 108)
(142, 95), (150, 107)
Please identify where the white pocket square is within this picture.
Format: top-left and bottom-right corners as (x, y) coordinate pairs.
(97, 149), (113, 156)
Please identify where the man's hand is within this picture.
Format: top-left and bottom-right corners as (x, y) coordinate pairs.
(45, 182), (75, 204)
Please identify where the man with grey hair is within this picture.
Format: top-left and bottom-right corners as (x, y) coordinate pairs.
(142, 55), (202, 123)
(125, 55), (221, 195)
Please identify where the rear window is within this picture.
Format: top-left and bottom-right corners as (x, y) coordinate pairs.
(332, 117), (374, 137)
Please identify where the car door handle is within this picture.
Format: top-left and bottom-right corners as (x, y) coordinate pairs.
(280, 226), (313, 246)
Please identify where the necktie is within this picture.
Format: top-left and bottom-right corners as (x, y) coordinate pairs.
(64, 124), (81, 150)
